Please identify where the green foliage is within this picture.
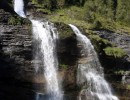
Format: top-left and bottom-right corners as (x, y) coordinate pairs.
(31, 0), (130, 32)
(65, 0), (86, 6)
(31, 0), (130, 27)
(127, 85), (130, 90)
(8, 16), (21, 25)
(114, 70), (130, 75)
(50, 6), (92, 29)
(59, 64), (68, 69)
(103, 47), (127, 58)
(89, 35), (110, 45)
(89, 35), (111, 52)
(36, 8), (51, 14)
(32, 0), (86, 10)
(114, 70), (126, 75)
(92, 20), (102, 29)
(84, 0), (116, 21)
(32, 0), (58, 10)
(83, 0), (130, 27)
(83, 0), (96, 23)
(8, 16), (30, 25)
(55, 22), (74, 39)
(116, 0), (130, 26)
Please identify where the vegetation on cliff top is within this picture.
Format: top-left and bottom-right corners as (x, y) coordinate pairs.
(103, 47), (127, 58)
(36, 0), (129, 58)
(8, 16), (29, 25)
(31, 0), (130, 33)
(2, 0), (129, 59)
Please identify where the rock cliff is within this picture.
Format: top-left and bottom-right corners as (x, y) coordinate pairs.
(0, 1), (130, 100)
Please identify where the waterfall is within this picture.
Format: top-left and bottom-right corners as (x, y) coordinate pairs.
(13, 0), (63, 99)
(12, 0), (118, 99)
(31, 20), (63, 100)
(14, 0), (26, 18)
(69, 24), (118, 100)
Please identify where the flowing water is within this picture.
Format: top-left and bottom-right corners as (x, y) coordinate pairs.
(13, 0), (119, 99)
(14, 0), (63, 99)
(69, 24), (119, 100)
(14, 0), (26, 18)
(31, 20), (63, 100)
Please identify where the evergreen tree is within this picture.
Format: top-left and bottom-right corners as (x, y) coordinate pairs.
(116, 0), (130, 25)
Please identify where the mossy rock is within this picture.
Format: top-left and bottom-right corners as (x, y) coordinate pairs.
(103, 47), (127, 58)
(8, 16), (31, 25)
(54, 22), (75, 39)
(89, 35), (110, 45)
(88, 34), (112, 52)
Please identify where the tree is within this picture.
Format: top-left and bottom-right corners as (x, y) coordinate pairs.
(116, 0), (130, 25)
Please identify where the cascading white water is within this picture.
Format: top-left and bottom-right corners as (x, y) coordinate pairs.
(13, 0), (63, 99)
(14, 0), (26, 18)
(69, 24), (119, 100)
(13, 0), (118, 99)
(31, 20), (63, 100)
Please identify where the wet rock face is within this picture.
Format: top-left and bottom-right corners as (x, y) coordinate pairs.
(1, 1), (130, 99)
(0, 7), (34, 80)
(91, 30), (130, 73)
(96, 30), (130, 62)
(0, 7), (79, 95)
(55, 22), (79, 91)
(94, 30), (130, 100)
(0, 7), (36, 100)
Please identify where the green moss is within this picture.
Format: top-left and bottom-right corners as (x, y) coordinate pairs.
(31, 0), (85, 9)
(88, 35), (112, 52)
(89, 35), (110, 45)
(49, 5), (130, 33)
(114, 70), (126, 75)
(8, 16), (31, 25)
(36, 8), (51, 14)
(59, 64), (68, 69)
(49, 6), (93, 29)
(127, 85), (130, 90)
(8, 16), (19, 25)
(55, 22), (74, 39)
(32, 0), (58, 10)
(29, 0), (130, 33)
(103, 47), (127, 58)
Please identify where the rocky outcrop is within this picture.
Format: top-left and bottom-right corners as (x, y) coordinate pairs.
(0, 7), (80, 100)
(0, 8), (33, 79)
(96, 30), (130, 62)
(0, 1), (130, 100)
(0, 7), (37, 100)
(92, 30), (130, 99)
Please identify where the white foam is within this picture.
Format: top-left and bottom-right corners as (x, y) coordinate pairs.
(14, 0), (26, 18)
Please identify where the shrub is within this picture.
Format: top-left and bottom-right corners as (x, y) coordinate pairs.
(59, 64), (68, 69)
(89, 35), (110, 45)
(8, 16), (30, 25)
(8, 16), (19, 25)
(103, 47), (127, 58)
(93, 20), (102, 29)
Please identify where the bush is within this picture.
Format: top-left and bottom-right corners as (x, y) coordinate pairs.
(89, 35), (111, 52)
(32, 0), (57, 10)
(116, 0), (130, 25)
(89, 35), (110, 45)
(8, 16), (30, 25)
(103, 47), (127, 58)
(59, 64), (68, 69)
(8, 16), (20, 25)
(93, 20), (102, 29)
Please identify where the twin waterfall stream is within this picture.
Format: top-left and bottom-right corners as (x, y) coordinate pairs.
(13, 0), (119, 100)
(31, 20), (63, 100)
(69, 24), (118, 100)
